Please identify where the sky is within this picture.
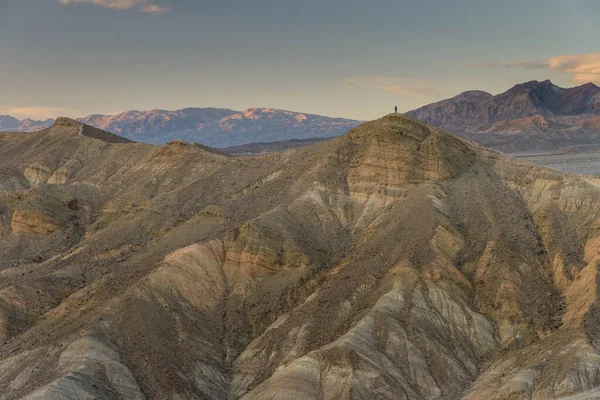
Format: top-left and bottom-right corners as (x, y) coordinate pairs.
(0, 0), (599, 121)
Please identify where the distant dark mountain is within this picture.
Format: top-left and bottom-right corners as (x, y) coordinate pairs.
(406, 80), (600, 152)
(0, 115), (20, 130)
(0, 116), (53, 132)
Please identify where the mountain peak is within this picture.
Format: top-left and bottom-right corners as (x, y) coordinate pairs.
(339, 114), (477, 186)
(52, 117), (81, 127)
(0, 115), (21, 130)
(507, 79), (561, 93)
(453, 90), (493, 101)
(405, 79), (600, 152)
(521, 79), (554, 86)
(582, 82), (600, 89)
(348, 113), (448, 142)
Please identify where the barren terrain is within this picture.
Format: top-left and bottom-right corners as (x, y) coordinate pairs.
(2, 115), (600, 399)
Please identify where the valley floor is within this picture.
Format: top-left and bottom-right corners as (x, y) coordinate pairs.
(516, 151), (600, 176)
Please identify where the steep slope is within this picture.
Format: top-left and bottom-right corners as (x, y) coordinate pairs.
(221, 137), (330, 156)
(406, 80), (600, 152)
(2, 115), (600, 399)
(554, 82), (600, 115)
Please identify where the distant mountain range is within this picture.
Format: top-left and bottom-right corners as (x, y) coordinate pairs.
(406, 80), (600, 152)
(0, 115), (54, 132)
(5, 80), (600, 153)
(1, 108), (361, 148)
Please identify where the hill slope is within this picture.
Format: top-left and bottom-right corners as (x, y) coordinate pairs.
(220, 137), (330, 155)
(1, 115), (600, 399)
(406, 80), (600, 152)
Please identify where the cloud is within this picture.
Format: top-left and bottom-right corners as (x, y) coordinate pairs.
(59, 0), (139, 9)
(0, 106), (76, 120)
(468, 61), (548, 70)
(469, 53), (600, 84)
(59, 0), (170, 14)
(138, 4), (170, 14)
(548, 53), (600, 84)
(345, 78), (442, 97)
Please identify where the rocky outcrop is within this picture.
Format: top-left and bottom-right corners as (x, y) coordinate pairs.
(9, 192), (74, 234)
(47, 159), (82, 185)
(10, 209), (62, 234)
(24, 162), (53, 186)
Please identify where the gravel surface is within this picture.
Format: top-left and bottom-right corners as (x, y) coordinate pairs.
(516, 152), (600, 176)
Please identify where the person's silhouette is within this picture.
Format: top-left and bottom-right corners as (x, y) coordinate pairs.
(394, 106), (398, 114)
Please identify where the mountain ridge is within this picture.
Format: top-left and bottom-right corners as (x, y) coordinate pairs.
(2, 107), (362, 148)
(6, 80), (600, 153)
(0, 115), (54, 132)
(406, 80), (600, 152)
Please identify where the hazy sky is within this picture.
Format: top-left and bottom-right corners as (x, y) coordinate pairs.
(1, 0), (599, 120)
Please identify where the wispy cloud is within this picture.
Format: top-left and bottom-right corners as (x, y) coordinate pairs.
(138, 4), (170, 14)
(469, 53), (600, 84)
(548, 53), (600, 84)
(345, 78), (443, 97)
(468, 61), (548, 70)
(59, 0), (139, 9)
(59, 0), (170, 14)
(0, 106), (76, 120)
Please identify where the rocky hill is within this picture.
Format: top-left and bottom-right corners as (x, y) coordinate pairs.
(2, 115), (600, 399)
(406, 80), (600, 152)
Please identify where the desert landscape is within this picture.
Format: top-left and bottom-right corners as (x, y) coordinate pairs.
(0, 114), (600, 399)
(3, 1), (600, 399)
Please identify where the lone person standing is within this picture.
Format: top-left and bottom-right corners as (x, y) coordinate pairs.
(394, 105), (398, 114)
